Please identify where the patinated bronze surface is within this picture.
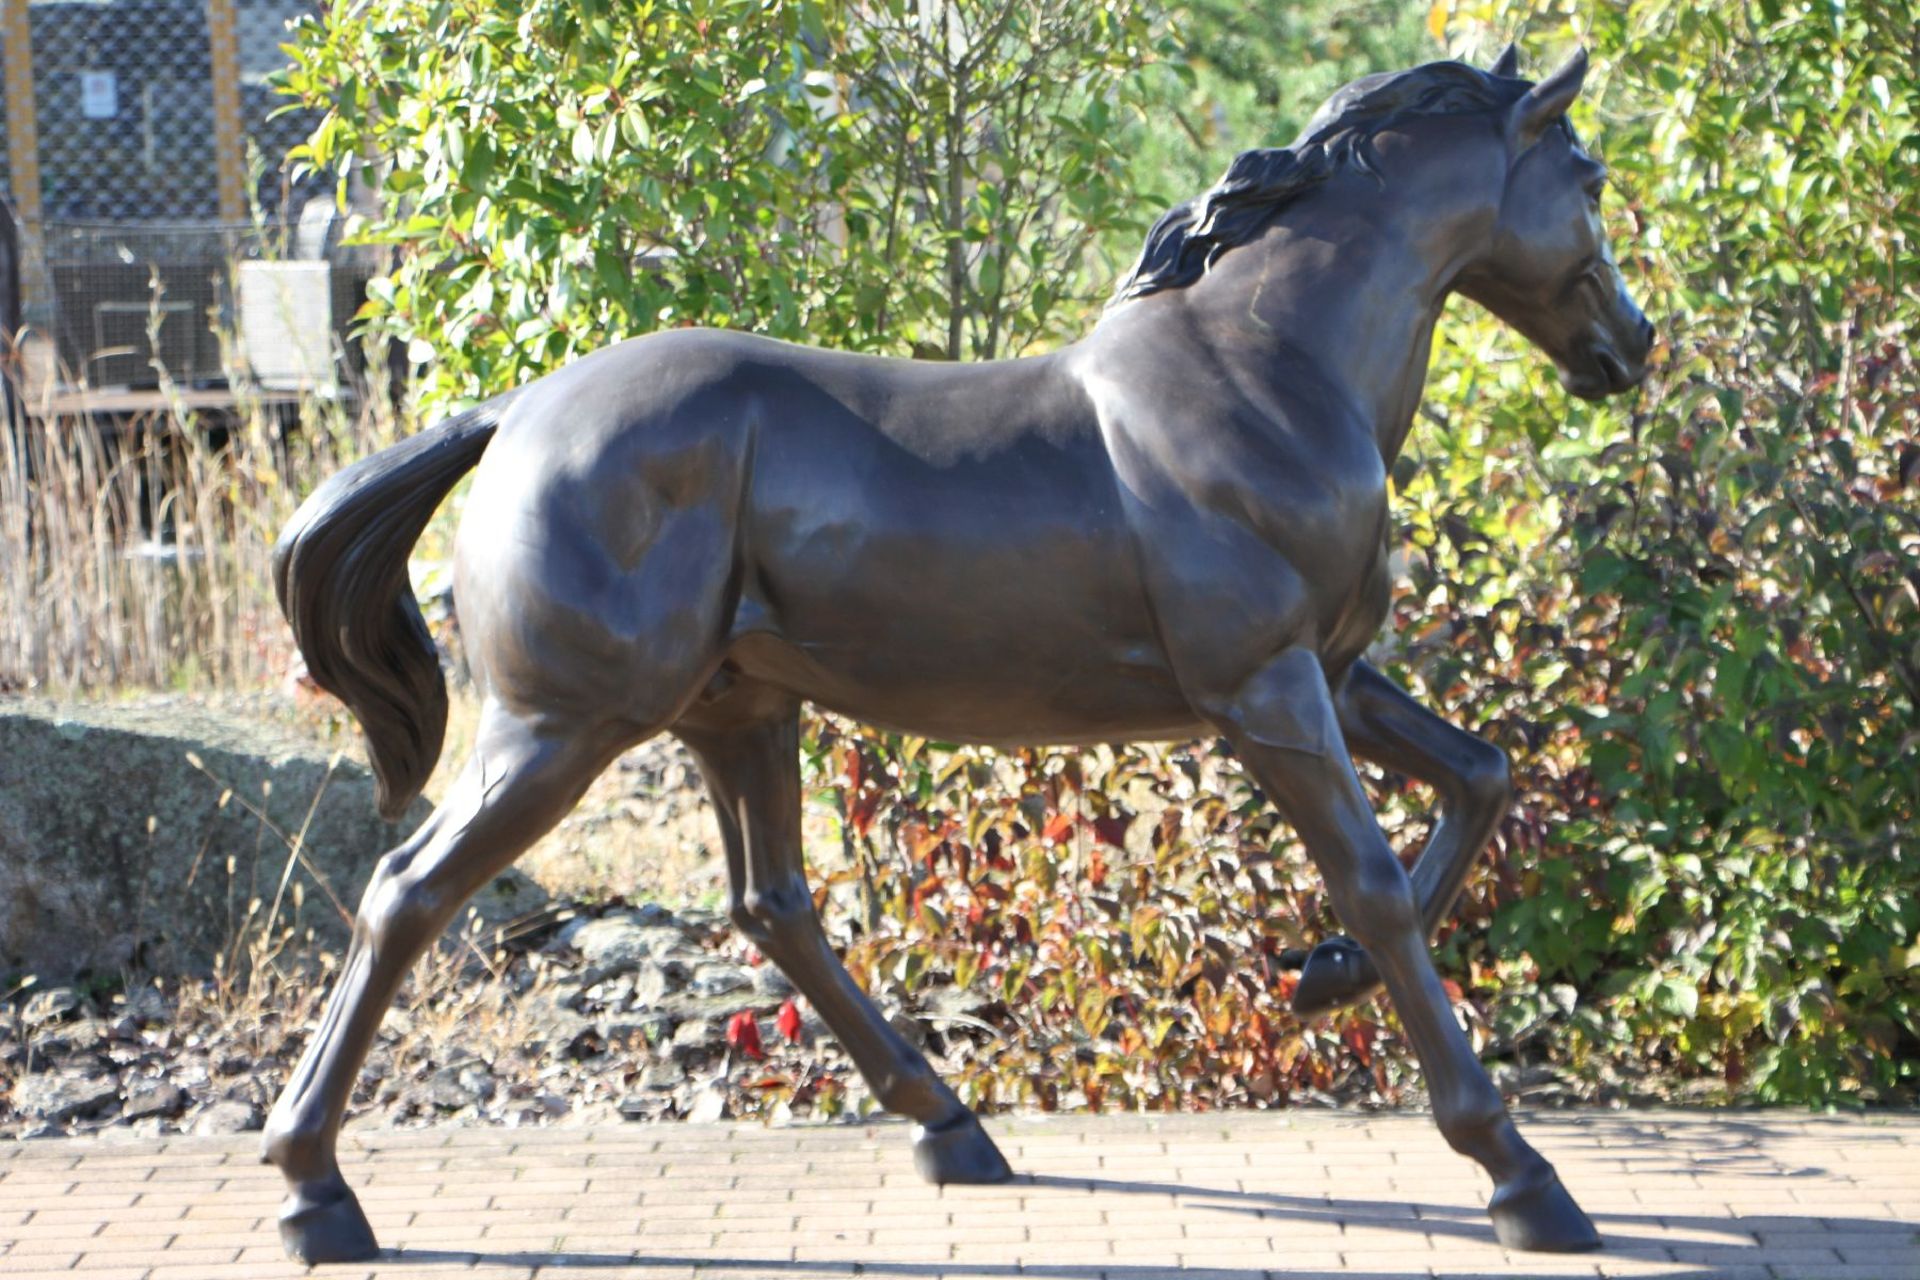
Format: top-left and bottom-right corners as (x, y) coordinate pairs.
(264, 49), (1653, 1264)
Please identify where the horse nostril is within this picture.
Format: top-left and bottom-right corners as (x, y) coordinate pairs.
(1637, 315), (1656, 351)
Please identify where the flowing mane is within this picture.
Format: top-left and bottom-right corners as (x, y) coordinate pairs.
(1111, 60), (1530, 305)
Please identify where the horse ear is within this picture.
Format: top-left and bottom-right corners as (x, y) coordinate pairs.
(1490, 42), (1520, 77)
(1511, 47), (1588, 149)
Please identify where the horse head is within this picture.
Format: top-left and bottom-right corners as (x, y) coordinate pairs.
(1454, 48), (1656, 401)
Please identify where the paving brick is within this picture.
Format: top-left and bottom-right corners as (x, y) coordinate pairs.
(8, 1111), (1920, 1279)
(1837, 1243), (1920, 1266)
(1, 1248), (83, 1269)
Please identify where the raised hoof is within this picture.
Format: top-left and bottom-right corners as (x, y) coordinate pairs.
(1288, 935), (1382, 1018)
(1489, 1168), (1601, 1253)
(278, 1184), (381, 1265)
(912, 1112), (1013, 1185)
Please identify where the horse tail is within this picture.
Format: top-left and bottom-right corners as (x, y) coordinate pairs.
(273, 392), (520, 820)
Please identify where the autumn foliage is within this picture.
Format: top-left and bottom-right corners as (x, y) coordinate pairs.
(272, 0), (1917, 1110)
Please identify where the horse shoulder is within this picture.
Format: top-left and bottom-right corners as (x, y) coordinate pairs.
(1076, 323), (1389, 701)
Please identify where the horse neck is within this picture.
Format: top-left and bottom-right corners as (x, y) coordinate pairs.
(1194, 143), (1500, 466)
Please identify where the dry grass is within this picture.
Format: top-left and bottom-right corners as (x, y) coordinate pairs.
(0, 322), (411, 692)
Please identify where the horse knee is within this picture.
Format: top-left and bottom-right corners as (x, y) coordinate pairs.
(1459, 740), (1513, 818)
(1340, 851), (1421, 946)
(729, 874), (815, 952)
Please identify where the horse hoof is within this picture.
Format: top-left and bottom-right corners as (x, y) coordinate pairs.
(1289, 935), (1381, 1018)
(279, 1183), (381, 1264)
(912, 1112), (1013, 1185)
(1489, 1168), (1600, 1253)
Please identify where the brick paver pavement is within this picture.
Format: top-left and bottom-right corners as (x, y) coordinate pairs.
(0, 1110), (1913, 1279)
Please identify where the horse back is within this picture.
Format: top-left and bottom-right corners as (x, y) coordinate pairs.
(460, 329), (1192, 743)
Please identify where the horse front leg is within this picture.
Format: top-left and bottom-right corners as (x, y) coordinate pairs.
(1214, 648), (1597, 1251)
(1284, 658), (1513, 1017)
(678, 707), (1012, 1185)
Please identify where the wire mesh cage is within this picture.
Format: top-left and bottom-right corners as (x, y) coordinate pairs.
(1, 0), (356, 397)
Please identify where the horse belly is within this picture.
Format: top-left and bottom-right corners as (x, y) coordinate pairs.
(733, 629), (1202, 745)
(732, 460), (1197, 745)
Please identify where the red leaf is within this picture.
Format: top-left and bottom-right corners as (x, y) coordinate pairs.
(1041, 813), (1075, 844)
(1091, 815), (1132, 848)
(725, 1011), (764, 1060)
(1341, 1020), (1374, 1067)
(776, 998), (803, 1045)
(847, 791), (881, 838)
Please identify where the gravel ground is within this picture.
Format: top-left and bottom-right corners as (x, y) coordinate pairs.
(0, 897), (918, 1142)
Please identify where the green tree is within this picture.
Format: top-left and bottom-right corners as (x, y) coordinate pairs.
(822, 2), (1164, 359)
(1119, 0), (1435, 238)
(277, 0), (1169, 402)
(1397, 0), (1920, 1100)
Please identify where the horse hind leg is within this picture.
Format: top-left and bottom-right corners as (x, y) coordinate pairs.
(262, 700), (648, 1263)
(677, 702), (1012, 1185)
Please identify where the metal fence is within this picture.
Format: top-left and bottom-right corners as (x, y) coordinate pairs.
(1, 0), (360, 399)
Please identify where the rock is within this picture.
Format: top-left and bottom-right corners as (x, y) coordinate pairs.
(652, 990), (781, 1026)
(189, 1099), (261, 1134)
(600, 1011), (676, 1047)
(616, 1093), (665, 1119)
(687, 963), (752, 998)
(21, 987), (81, 1026)
(0, 698), (431, 976)
(516, 995), (596, 1058)
(425, 1062), (495, 1111)
(12, 1070), (120, 1123)
(515, 1092), (568, 1123)
(32, 1016), (107, 1059)
(627, 902), (683, 928)
(122, 987), (170, 1024)
(633, 956), (693, 1004)
(752, 965), (795, 998)
(122, 1080), (186, 1121)
(669, 1017), (720, 1064)
(583, 975), (637, 1009)
(566, 913), (690, 984)
(639, 1062), (683, 1091)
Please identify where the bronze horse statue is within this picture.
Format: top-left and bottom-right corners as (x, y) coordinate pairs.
(264, 47), (1653, 1263)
